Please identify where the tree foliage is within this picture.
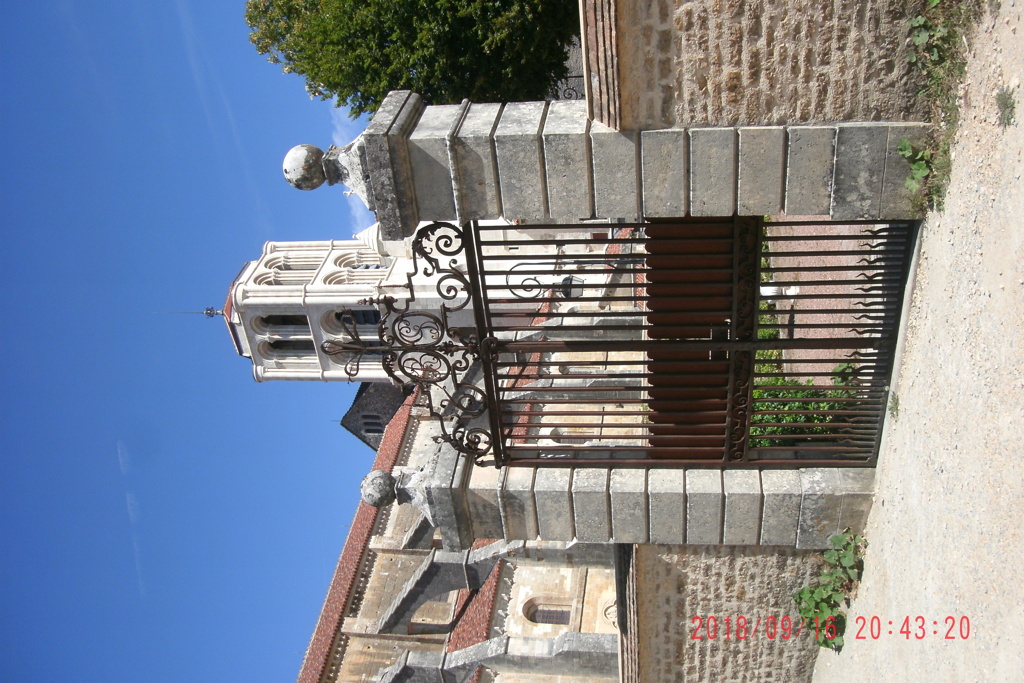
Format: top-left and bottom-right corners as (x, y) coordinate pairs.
(245, 0), (580, 116)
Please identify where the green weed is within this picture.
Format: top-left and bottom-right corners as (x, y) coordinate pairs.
(904, 0), (984, 210)
(888, 393), (900, 420)
(793, 529), (867, 651)
(997, 86), (1017, 128)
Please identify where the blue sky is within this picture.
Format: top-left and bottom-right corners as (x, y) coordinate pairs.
(1, 3), (378, 681)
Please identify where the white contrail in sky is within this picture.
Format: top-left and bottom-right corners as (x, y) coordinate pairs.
(118, 444), (146, 597)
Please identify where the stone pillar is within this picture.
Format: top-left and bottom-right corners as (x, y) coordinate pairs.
(290, 90), (928, 231)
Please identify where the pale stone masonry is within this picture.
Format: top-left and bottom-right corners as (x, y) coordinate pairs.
(607, 0), (927, 130)
(469, 462), (875, 550)
(357, 91), (928, 240)
(634, 545), (821, 682)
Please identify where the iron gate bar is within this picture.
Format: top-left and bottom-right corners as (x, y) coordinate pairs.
(762, 234), (911, 241)
(495, 372), (732, 380)
(767, 278), (904, 286)
(767, 219), (916, 226)
(481, 274), (729, 284)
(463, 221), (508, 467)
(500, 339), (897, 352)
(760, 307), (899, 315)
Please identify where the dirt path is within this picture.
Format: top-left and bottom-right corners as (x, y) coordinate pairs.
(812, 4), (1024, 682)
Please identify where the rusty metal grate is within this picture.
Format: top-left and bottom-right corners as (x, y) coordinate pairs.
(464, 218), (915, 468)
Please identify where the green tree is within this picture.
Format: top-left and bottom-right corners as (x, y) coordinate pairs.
(245, 0), (580, 117)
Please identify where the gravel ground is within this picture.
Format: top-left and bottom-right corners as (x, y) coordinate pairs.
(813, 4), (1024, 682)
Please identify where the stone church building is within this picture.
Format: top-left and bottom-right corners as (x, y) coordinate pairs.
(222, 1), (927, 680)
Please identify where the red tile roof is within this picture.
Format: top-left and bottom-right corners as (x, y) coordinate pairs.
(446, 539), (503, 683)
(296, 390), (416, 683)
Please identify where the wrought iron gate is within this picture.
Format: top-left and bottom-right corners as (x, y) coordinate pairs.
(326, 218), (915, 468)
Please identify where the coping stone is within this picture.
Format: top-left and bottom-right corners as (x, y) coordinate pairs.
(571, 468), (611, 542)
(533, 468), (575, 541)
(832, 124), (889, 221)
(689, 128), (737, 217)
(426, 440), (472, 551)
(723, 470), (763, 545)
(760, 469), (802, 546)
(685, 469), (723, 545)
(494, 102), (548, 222)
(640, 129), (688, 217)
(363, 90), (425, 240)
(738, 127), (786, 215)
(610, 469), (648, 543)
(408, 104), (461, 220)
(466, 463), (504, 540)
(785, 126), (836, 216)
(543, 100), (592, 221)
(499, 467), (538, 541)
(647, 468), (685, 544)
(836, 468), (876, 534)
(590, 121), (638, 221)
(797, 468), (842, 549)
(452, 102), (503, 221)
(880, 123), (931, 219)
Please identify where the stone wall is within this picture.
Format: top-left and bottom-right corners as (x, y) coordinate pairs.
(349, 93), (928, 240)
(634, 544), (821, 682)
(469, 465), (875, 550)
(612, 0), (927, 130)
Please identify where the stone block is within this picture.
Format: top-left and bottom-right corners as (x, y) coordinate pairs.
(363, 90), (425, 240)
(408, 104), (462, 220)
(723, 470), (762, 545)
(797, 468), (842, 549)
(610, 469), (648, 543)
(494, 102), (548, 222)
(836, 468), (876, 534)
(640, 129), (688, 217)
(759, 470), (802, 546)
(785, 126), (836, 216)
(453, 103), (503, 220)
(499, 467), (538, 541)
(647, 468), (685, 544)
(543, 100), (592, 221)
(533, 468), (575, 541)
(427, 440), (473, 551)
(738, 127), (785, 215)
(590, 121), (638, 221)
(832, 124), (889, 221)
(880, 123), (931, 219)
(685, 469), (723, 544)
(571, 468), (611, 542)
(466, 462), (504, 540)
(689, 128), (737, 217)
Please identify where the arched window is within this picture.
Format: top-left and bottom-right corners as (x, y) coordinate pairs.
(525, 602), (571, 625)
(261, 314), (308, 327)
(339, 309), (381, 326)
(268, 339), (315, 353)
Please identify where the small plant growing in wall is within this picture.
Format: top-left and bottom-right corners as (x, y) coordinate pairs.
(897, 137), (933, 196)
(996, 86), (1017, 128)
(888, 393), (901, 420)
(793, 529), (867, 651)
(903, 0), (984, 209)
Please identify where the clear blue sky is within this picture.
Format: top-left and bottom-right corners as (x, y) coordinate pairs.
(1, 3), (378, 681)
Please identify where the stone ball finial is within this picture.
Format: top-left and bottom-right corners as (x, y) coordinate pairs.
(283, 144), (326, 190)
(360, 469), (397, 508)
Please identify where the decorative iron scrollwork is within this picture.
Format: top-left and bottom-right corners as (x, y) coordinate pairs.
(320, 222), (496, 464)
